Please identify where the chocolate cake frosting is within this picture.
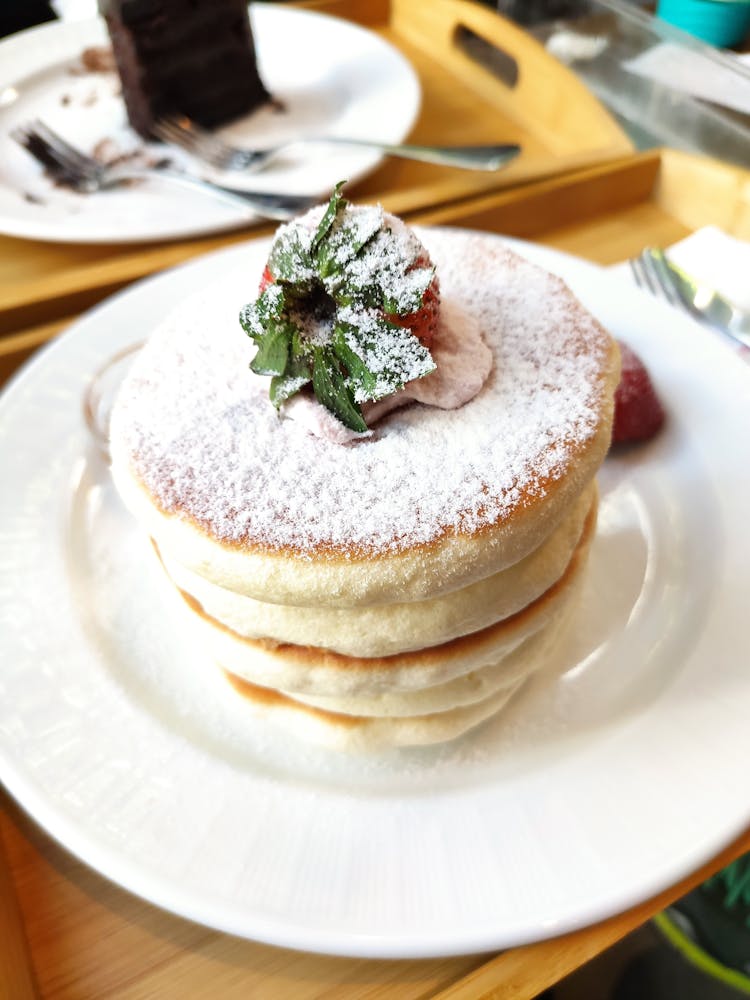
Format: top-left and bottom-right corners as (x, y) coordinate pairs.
(99, 0), (270, 139)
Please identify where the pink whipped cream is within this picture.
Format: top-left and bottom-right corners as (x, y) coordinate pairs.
(280, 297), (493, 443)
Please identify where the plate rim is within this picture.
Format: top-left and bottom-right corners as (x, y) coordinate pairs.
(1, 233), (750, 959)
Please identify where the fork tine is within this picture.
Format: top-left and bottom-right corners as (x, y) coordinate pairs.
(160, 114), (218, 148)
(10, 124), (32, 150)
(628, 254), (645, 292)
(152, 118), (196, 148)
(630, 252), (658, 297)
(152, 119), (216, 166)
(155, 115), (207, 150)
(13, 116), (321, 216)
(154, 119), (211, 156)
(643, 248), (681, 308)
(11, 121), (100, 190)
(161, 114), (247, 163)
(155, 115), (275, 172)
(154, 116), (229, 168)
(31, 119), (99, 175)
(11, 124), (77, 177)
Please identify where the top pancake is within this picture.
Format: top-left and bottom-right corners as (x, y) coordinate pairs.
(110, 228), (619, 607)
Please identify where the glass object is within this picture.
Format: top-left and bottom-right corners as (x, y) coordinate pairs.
(481, 0), (750, 167)
(495, 1), (590, 25)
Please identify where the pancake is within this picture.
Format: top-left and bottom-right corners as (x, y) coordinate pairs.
(282, 604), (568, 718)
(224, 672), (528, 752)
(110, 228), (619, 609)
(157, 483), (595, 657)
(110, 218), (618, 749)
(165, 496), (596, 698)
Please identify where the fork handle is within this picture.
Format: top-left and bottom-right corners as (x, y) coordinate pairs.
(304, 138), (521, 171)
(104, 167), (319, 220)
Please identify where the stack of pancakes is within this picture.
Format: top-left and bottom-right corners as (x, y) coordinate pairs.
(110, 229), (619, 751)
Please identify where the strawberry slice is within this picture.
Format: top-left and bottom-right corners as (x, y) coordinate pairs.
(612, 340), (665, 445)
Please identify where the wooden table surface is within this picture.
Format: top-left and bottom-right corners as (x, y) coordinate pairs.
(2, 792), (749, 1000)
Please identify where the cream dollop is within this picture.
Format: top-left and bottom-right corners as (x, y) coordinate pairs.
(279, 298), (493, 443)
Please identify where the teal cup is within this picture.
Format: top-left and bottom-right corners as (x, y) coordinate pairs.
(657, 0), (750, 46)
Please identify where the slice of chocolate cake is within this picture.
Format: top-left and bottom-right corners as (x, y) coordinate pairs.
(100, 0), (270, 139)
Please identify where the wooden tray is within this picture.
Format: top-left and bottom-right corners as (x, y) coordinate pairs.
(3, 145), (748, 382)
(1, 145), (750, 999)
(414, 145), (750, 258)
(0, 0), (632, 336)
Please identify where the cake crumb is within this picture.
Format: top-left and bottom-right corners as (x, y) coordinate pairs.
(80, 45), (116, 74)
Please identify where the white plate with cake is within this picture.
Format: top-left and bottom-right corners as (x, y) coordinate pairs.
(1, 209), (749, 958)
(0, 4), (420, 243)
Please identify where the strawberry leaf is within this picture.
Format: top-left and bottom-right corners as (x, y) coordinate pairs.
(331, 324), (378, 400)
(312, 346), (367, 432)
(311, 180), (346, 253)
(337, 317), (435, 402)
(240, 283), (287, 342)
(268, 227), (315, 286)
(250, 321), (292, 376)
(317, 207), (381, 280)
(269, 339), (312, 407)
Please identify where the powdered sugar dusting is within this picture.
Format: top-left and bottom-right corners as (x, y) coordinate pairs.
(341, 211), (431, 312)
(112, 230), (611, 556)
(296, 297), (493, 442)
(337, 305), (434, 403)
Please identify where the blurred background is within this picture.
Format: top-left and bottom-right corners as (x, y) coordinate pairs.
(4, 0), (748, 168)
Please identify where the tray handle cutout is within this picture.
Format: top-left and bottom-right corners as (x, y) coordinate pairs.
(392, 0), (632, 156)
(454, 24), (519, 89)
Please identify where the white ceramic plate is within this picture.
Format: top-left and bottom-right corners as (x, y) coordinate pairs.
(0, 7), (420, 243)
(1, 235), (749, 959)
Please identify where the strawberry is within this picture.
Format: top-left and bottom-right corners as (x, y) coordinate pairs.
(258, 264), (274, 294)
(386, 271), (440, 348)
(246, 193), (439, 431)
(611, 340), (665, 445)
(260, 257), (441, 347)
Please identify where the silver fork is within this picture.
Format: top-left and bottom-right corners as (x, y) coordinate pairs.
(11, 119), (320, 221)
(152, 114), (522, 174)
(630, 246), (750, 349)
